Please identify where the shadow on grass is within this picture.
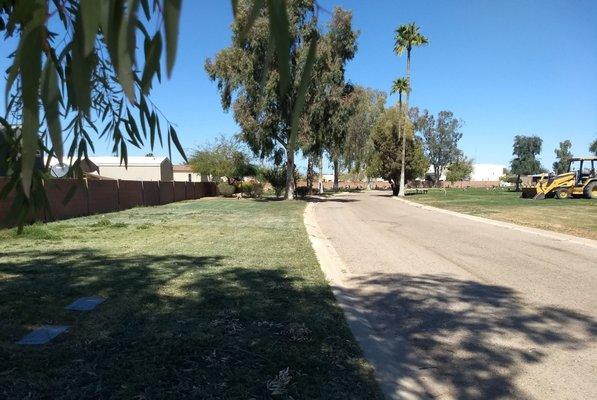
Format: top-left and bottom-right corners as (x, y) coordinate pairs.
(341, 273), (596, 399)
(0, 249), (381, 399)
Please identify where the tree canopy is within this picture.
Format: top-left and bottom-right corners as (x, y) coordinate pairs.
(189, 136), (255, 184)
(412, 108), (463, 184)
(370, 106), (428, 195)
(590, 139), (597, 156)
(206, 0), (324, 198)
(510, 135), (543, 190)
(343, 86), (386, 175)
(445, 156), (474, 184)
(553, 140), (572, 175)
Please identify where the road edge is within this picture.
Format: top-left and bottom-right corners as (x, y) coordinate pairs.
(393, 196), (597, 249)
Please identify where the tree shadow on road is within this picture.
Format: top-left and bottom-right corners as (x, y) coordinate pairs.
(343, 273), (596, 399)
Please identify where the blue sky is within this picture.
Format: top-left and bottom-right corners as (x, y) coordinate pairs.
(1, 0), (596, 172)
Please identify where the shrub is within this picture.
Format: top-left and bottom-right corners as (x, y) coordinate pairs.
(241, 181), (263, 198)
(295, 186), (309, 199)
(260, 167), (286, 198)
(217, 182), (236, 197)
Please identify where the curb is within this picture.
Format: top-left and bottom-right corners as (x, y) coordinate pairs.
(393, 196), (597, 250)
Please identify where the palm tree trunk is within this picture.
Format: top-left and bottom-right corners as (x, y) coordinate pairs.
(398, 50), (412, 197)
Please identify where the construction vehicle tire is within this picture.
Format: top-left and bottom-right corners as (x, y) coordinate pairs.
(583, 181), (596, 199)
(555, 188), (570, 199)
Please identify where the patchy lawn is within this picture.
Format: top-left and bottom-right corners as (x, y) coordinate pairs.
(0, 198), (382, 399)
(406, 188), (597, 240)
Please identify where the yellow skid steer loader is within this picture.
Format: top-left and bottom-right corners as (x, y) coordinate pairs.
(527, 157), (597, 199)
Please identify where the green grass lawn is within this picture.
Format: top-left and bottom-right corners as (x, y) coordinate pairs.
(0, 198), (382, 399)
(406, 188), (597, 240)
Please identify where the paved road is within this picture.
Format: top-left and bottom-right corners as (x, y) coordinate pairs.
(308, 191), (597, 400)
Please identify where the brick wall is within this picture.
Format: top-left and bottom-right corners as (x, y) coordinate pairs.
(185, 182), (195, 200)
(143, 181), (160, 206)
(159, 181), (174, 204)
(0, 177), (218, 228)
(0, 178), (16, 224)
(441, 180), (501, 188)
(88, 180), (118, 215)
(118, 180), (144, 210)
(173, 181), (186, 202)
(45, 179), (88, 221)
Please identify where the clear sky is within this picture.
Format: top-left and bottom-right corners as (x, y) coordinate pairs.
(1, 0), (596, 171)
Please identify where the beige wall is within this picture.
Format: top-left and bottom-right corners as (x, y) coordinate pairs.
(173, 171), (205, 182)
(97, 160), (173, 181)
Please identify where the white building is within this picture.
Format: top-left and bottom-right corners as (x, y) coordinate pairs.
(427, 163), (506, 182)
(173, 164), (207, 182)
(89, 156), (173, 181)
(470, 164), (507, 181)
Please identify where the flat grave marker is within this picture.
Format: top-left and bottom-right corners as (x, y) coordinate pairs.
(65, 296), (107, 311)
(17, 325), (69, 345)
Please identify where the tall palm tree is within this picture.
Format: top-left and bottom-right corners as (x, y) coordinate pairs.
(394, 23), (428, 196)
(391, 77), (410, 195)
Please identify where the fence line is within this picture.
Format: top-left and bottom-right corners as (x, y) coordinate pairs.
(0, 178), (217, 227)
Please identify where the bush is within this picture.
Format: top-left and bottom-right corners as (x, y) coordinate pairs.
(295, 186), (309, 199)
(217, 182), (236, 197)
(260, 166), (286, 198)
(241, 181), (263, 198)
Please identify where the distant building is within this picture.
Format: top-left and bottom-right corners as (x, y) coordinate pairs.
(426, 163), (506, 182)
(173, 164), (207, 182)
(470, 164), (507, 181)
(89, 156), (173, 181)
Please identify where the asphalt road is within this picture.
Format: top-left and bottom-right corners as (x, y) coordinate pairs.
(308, 191), (597, 400)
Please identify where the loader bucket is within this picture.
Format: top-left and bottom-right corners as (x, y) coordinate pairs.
(521, 187), (538, 199)
(532, 193), (545, 200)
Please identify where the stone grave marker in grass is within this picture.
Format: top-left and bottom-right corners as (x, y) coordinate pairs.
(65, 296), (107, 311)
(17, 326), (69, 345)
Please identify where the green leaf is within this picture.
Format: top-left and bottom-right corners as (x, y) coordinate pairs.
(71, 11), (94, 114)
(140, 0), (151, 19)
(164, 0), (181, 78)
(40, 59), (63, 162)
(79, 0), (100, 55)
(141, 33), (162, 93)
(169, 125), (187, 162)
(149, 111), (156, 149)
(117, 10), (136, 103)
(19, 5), (45, 197)
(289, 32), (317, 150)
(266, 0), (290, 99)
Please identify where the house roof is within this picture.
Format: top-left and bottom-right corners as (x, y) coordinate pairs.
(89, 156), (170, 167)
(173, 164), (193, 173)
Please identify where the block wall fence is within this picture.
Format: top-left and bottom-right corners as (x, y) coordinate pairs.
(0, 178), (217, 227)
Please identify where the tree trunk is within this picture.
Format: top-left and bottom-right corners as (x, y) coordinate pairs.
(515, 174), (521, 192)
(284, 148), (296, 199)
(318, 153), (324, 194)
(333, 157), (339, 191)
(366, 176), (372, 190)
(391, 181), (399, 196)
(306, 156), (314, 192)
